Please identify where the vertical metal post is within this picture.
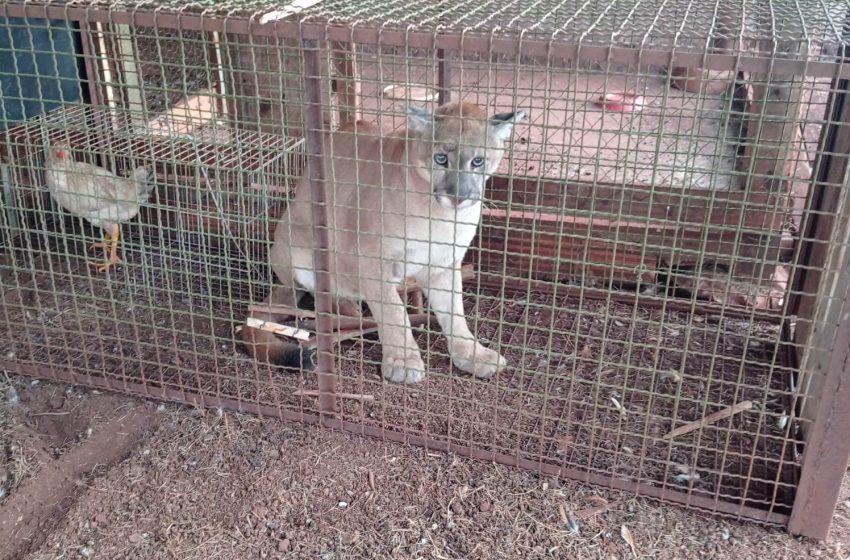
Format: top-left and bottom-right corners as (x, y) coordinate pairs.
(301, 37), (337, 417)
(788, 268), (850, 539)
(787, 14), (850, 538)
(437, 48), (451, 105)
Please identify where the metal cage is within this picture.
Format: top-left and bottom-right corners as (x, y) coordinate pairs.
(1, 0), (849, 540)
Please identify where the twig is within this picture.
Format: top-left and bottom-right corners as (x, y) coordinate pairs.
(576, 499), (624, 519)
(245, 317), (312, 341)
(293, 389), (375, 402)
(662, 400), (753, 441)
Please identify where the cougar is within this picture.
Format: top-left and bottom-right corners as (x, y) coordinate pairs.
(243, 101), (526, 384)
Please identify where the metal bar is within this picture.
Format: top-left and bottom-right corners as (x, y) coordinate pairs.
(789, 16), (850, 411)
(1, 3), (846, 80)
(0, 360), (322, 425)
(788, 270), (850, 538)
(301, 36), (338, 418)
(437, 48), (451, 105)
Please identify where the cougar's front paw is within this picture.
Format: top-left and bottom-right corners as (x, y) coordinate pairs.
(382, 350), (426, 384)
(452, 342), (507, 380)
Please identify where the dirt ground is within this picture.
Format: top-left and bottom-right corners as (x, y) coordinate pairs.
(1, 374), (848, 560)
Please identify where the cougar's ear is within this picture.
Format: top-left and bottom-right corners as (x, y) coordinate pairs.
(490, 110), (528, 142)
(405, 105), (434, 136)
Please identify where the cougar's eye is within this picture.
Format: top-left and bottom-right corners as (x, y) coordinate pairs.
(471, 156), (485, 168)
(434, 153), (449, 166)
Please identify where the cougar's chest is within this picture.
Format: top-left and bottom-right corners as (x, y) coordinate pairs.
(393, 203), (481, 280)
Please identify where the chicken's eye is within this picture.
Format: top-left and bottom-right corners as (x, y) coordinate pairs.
(434, 153), (449, 166)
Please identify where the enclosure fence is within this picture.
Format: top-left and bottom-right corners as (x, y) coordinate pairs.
(1, 0), (850, 540)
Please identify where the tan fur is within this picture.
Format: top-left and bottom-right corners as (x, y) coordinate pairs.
(243, 102), (526, 382)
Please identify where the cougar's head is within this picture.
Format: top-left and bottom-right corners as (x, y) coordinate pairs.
(406, 102), (527, 210)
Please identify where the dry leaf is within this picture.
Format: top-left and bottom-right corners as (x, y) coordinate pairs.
(610, 396), (627, 416)
(579, 344), (593, 359)
(555, 435), (574, 454)
(621, 524), (637, 557)
(566, 510), (580, 534)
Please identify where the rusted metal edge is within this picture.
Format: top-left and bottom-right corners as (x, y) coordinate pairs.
(301, 37), (338, 418)
(788, 292), (850, 540)
(0, 359), (322, 425)
(324, 417), (792, 526)
(0, 3), (846, 80)
(474, 272), (786, 324)
(0, 356), (791, 526)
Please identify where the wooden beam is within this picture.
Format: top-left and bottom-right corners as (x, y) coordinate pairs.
(738, 35), (806, 193)
(146, 92), (217, 136)
(486, 175), (783, 226)
(331, 40), (361, 124)
(479, 176), (785, 284)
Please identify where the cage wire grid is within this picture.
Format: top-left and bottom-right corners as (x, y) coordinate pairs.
(0, 0), (849, 540)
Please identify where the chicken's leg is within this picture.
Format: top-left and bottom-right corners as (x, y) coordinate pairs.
(87, 231), (111, 258)
(87, 224), (123, 273)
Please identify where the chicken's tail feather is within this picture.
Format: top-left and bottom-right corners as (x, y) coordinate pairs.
(132, 167), (156, 203)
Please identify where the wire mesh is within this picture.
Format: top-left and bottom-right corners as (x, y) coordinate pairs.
(1, 0), (849, 539)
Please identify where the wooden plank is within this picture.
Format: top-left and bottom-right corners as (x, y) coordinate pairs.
(222, 33), (335, 138)
(474, 190), (785, 285)
(486, 175), (784, 225)
(113, 24), (145, 127)
(331, 41), (361, 124)
(739, 41), (806, 193)
(146, 92), (217, 137)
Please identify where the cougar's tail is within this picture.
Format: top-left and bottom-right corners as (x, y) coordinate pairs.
(242, 286), (316, 371)
(242, 319), (317, 371)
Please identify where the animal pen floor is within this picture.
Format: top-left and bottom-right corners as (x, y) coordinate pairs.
(0, 231), (800, 517)
(0, 29), (840, 558)
(1, 374), (849, 560)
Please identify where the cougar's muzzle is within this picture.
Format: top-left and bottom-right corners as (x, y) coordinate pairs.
(435, 170), (483, 209)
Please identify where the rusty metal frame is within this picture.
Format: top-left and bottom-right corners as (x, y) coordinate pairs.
(788, 285), (850, 539)
(0, 4), (847, 80)
(301, 34), (339, 420)
(2, 0), (849, 539)
(785, 31), (850, 538)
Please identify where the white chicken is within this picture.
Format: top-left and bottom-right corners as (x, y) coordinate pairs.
(44, 142), (155, 273)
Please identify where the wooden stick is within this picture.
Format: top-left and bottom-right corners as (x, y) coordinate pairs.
(662, 401), (753, 441)
(245, 317), (312, 341)
(293, 389), (374, 402)
(576, 499), (624, 520)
